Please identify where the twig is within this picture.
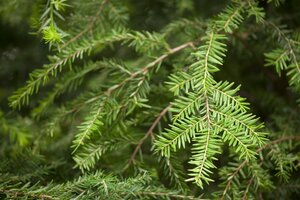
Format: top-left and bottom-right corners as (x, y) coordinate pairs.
(105, 41), (195, 96)
(61, 0), (109, 49)
(128, 104), (172, 166)
(242, 160), (264, 200)
(60, 40), (195, 115)
(242, 176), (254, 200)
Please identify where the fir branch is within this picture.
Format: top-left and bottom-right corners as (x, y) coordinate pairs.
(106, 41), (195, 96)
(71, 40), (195, 163)
(32, 61), (105, 117)
(211, 107), (266, 146)
(212, 121), (256, 160)
(159, 155), (189, 192)
(171, 92), (203, 121)
(72, 98), (106, 153)
(162, 18), (205, 38)
(9, 29), (129, 109)
(212, 81), (249, 112)
(216, 3), (244, 33)
(155, 116), (206, 157)
(221, 135), (300, 200)
(265, 21), (300, 86)
(74, 136), (133, 171)
(61, 0), (109, 48)
(128, 104), (171, 166)
(70, 40), (195, 114)
(241, 160), (264, 200)
(0, 189), (53, 200)
(167, 72), (194, 96)
(187, 94), (215, 188)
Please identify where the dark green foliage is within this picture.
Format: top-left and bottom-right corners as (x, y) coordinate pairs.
(0, 0), (300, 199)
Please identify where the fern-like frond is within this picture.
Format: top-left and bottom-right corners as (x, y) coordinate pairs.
(171, 92), (203, 121)
(162, 18), (205, 38)
(32, 61), (105, 117)
(167, 71), (194, 96)
(8, 29), (129, 109)
(265, 22), (300, 88)
(246, 0), (265, 23)
(123, 31), (169, 55)
(155, 117), (206, 157)
(211, 106), (267, 146)
(212, 81), (249, 112)
(191, 32), (227, 90)
(215, 3), (244, 33)
(212, 121), (256, 160)
(74, 136), (132, 171)
(187, 133), (221, 188)
(72, 98), (106, 152)
(156, 29), (266, 188)
(265, 48), (290, 76)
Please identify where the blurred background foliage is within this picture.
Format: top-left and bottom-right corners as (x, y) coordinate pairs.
(0, 0), (300, 199)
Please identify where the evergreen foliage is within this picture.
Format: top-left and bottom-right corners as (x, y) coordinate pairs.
(0, 0), (300, 199)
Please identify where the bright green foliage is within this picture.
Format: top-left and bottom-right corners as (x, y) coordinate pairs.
(72, 99), (105, 152)
(155, 5), (268, 187)
(1, 171), (204, 200)
(1, 0), (300, 199)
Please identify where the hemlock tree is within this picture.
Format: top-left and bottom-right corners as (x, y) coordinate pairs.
(0, 0), (300, 199)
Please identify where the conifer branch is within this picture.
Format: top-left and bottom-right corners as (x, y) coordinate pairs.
(106, 41), (195, 96)
(202, 32), (214, 90)
(9, 29), (130, 109)
(71, 38), (198, 164)
(61, 0), (109, 48)
(128, 104), (171, 166)
(242, 160), (264, 200)
(49, 40), (195, 131)
(221, 135), (300, 200)
(3, 1), (300, 198)
(265, 21), (300, 86)
(77, 41), (195, 109)
(221, 5), (244, 33)
(189, 95), (212, 187)
(72, 99), (106, 153)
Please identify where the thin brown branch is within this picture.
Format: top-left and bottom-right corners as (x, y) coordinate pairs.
(127, 104), (172, 166)
(61, 40), (195, 115)
(61, 0), (109, 49)
(105, 41), (195, 96)
(242, 160), (264, 200)
(242, 176), (254, 200)
(221, 135), (300, 200)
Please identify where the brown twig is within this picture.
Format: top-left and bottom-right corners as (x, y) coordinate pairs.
(128, 104), (172, 166)
(69, 40), (194, 111)
(105, 41), (195, 96)
(62, 40), (195, 115)
(221, 136), (300, 200)
(242, 176), (254, 200)
(61, 0), (109, 49)
(242, 159), (264, 200)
